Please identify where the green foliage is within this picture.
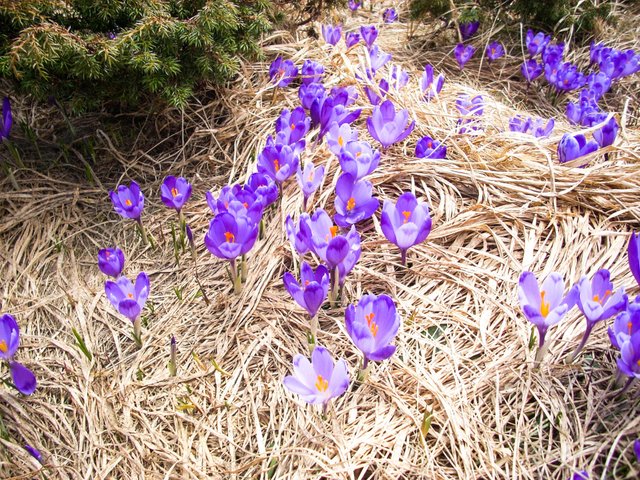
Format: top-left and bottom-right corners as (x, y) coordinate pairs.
(0, 0), (273, 111)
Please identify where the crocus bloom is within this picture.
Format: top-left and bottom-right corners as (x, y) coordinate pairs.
(285, 213), (311, 255)
(110, 181), (145, 220)
(566, 90), (600, 126)
(204, 212), (258, 260)
(24, 445), (42, 462)
(246, 172), (278, 207)
(608, 301), (640, 351)
(629, 232), (640, 288)
(160, 176), (192, 212)
(542, 42), (564, 66)
(310, 96), (362, 139)
(299, 82), (326, 110)
(303, 209), (360, 270)
(509, 115), (531, 134)
(367, 100), (415, 149)
(339, 140), (380, 180)
(360, 25), (378, 47)
(526, 30), (550, 57)
(518, 272), (578, 357)
(297, 161), (325, 209)
(456, 94), (484, 117)
(364, 79), (389, 106)
(257, 140), (300, 184)
(521, 59), (543, 83)
(454, 43), (475, 69)
(1, 97), (12, 140)
(326, 123), (359, 156)
(557, 133), (598, 165)
(366, 45), (391, 77)
(334, 173), (379, 228)
(415, 136), (446, 159)
(348, 0), (361, 11)
(207, 184), (264, 225)
(459, 20), (479, 40)
(300, 60), (324, 85)
(105, 272), (150, 322)
(528, 117), (555, 138)
(283, 262), (330, 318)
(590, 41), (608, 65)
(275, 107), (310, 145)
(98, 247), (125, 277)
(552, 62), (585, 92)
(486, 42), (505, 61)
(390, 65), (409, 90)
(593, 115), (619, 148)
(383, 8), (398, 23)
(421, 65), (445, 100)
(337, 227), (361, 285)
(345, 294), (401, 367)
(269, 57), (298, 87)
(616, 330), (640, 379)
(283, 346), (349, 410)
(322, 24), (342, 46)
(330, 85), (358, 106)
(585, 72), (611, 100)
(0, 314), (37, 395)
(380, 192), (432, 265)
(345, 32), (361, 48)
(572, 269), (627, 358)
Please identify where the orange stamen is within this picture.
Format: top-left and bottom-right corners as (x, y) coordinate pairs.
(315, 375), (329, 392)
(540, 291), (550, 318)
(224, 231), (235, 243)
(171, 187), (179, 197)
(365, 313), (378, 337)
(243, 202), (249, 208)
(127, 293), (133, 299)
(0, 340), (7, 353)
(274, 159), (280, 172)
(346, 197), (356, 211)
(402, 211), (411, 224)
(628, 321), (633, 335)
(329, 226), (339, 238)
(290, 123), (296, 130)
(125, 199), (132, 206)
(593, 290), (612, 305)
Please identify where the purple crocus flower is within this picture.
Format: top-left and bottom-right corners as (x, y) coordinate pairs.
(366, 100), (415, 149)
(526, 30), (551, 57)
(207, 184), (264, 225)
(303, 208), (360, 270)
(257, 140), (300, 184)
(297, 161), (325, 210)
(486, 41), (505, 62)
(366, 45), (392, 77)
(283, 262), (330, 318)
(348, 0), (361, 11)
(283, 346), (349, 412)
(105, 272), (150, 323)
(334, 173), (379, 227)
(415, 136), (446, 159)
(360, 25), (378, 47)
(110, 181), (145, 220)
(24, 444), (42, 462)
(345, 32), (361, 48)
(0, 313), (37, 395)
(634, 439), (640, 463)
(557, 133), (599, 165)
(299, 82), (326, 111)
(459, 20), (480, 40)
(552, 62), (585, 92)
(571, 472), (589, 480)
(364, 79), (389, 106)
(566, 90), (601, 126)
(160, 176), (192, 212)
(204, 212), (258, 260)
(247, 172), (279, 207)
(572, 269), (627, 359)
(300, 60), (324, 85)
(98, 247), (125, 277)
(590, 41), (608, 65)
(322, 24), (342, 46)
(456, 94), (484, 117)
(311, 96), (362, 139)
(285, 213), (312, 255)
(616, 329), (640, 379)
(275, 107), (310, 145)
(380, 192), (432, 265)
(454, 43), (475, 69)
(542, 42), (564, 66)
(529, 117), (555, 138)
(585, 72), (611, 100)
(383, 8), (398, 23)
(326, 123), (359, 156)
(337, 227), (361, 285)
(339, 140), (381, 180)
(1, 97), (12, 140)
(421, 65), (445, 100)
(629, 232), (640, 288)
(518, 272), (578, 359)
(269, 57), (298, 87)
(390, 65), (409, 90)
(521, 59), (543, 83)
(608, 301), (640, 351)
(593, 115), (618, 148)
(330, 85), (359, 106)
(509, 115), (531, 134)
(345, 294), (401, 367)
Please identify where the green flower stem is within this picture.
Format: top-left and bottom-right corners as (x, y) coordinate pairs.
(133, 317), (142, 348)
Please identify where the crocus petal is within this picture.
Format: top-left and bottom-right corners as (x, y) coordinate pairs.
(10, 361), (37, 395)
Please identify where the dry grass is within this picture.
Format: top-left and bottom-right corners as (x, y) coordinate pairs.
(1, 3), (640, 479)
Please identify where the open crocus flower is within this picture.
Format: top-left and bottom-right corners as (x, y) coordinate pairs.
(321, 24), (342, 46)
(521, 59), (543, 83)
(629, 232), (640, 288)
(454, 43), (475, 69)
(310, 95), (362, 139)
(339, 140), (381, 179)
(1, 97), (12, 140)
(382, 8), (398, 23)
(585, 72), (611, 100)
(334, 173), (379, 228)
(303, 209), (361, 271)
(345, 32), (361, 48)
(283, 262), (329, 320)
(283, 346), (349, 413)
(557, 133), (598, 165)
(299, 82), (326, 110)
(572, 269), (627, 359)
(160, 176), (192, 212)
(110, 181), (145, 220)
(608, 301), (640, 351)
(456, 94), (484, 117)
(206, 184), (264, 225)
(526, 30), (551, 57)
(518, 272), (578, 361)
(0, 313), (37, 395)
(297, 161), (325, 210)
(593, 115), (619, 148)
(275, 107), (310, 146)
(98, 247), (125, 277)
(421, 65), (445, 100)
(346, 294), (401, 369)
(552, 62), (585, 92)
(415, 136), (446, 159)
(285, 213), (312, 255)
(380, 192), (432, 265)
(300, 60), (324, 85)
(105, 272), (150, 323)
(542, 42), (564, 66)
(257, 140), (300, 184)
(486, 42), (505, 62)
(360, 25), (378, 47)
(204, 212), (258, 261)
(326, 123), (359, 157)
(459, 20), (479, 40)
(366, 45), (392, 78)
(246, 172), (278, 207)
(269, 57), (298, 87)
(367, 100), (415, 149)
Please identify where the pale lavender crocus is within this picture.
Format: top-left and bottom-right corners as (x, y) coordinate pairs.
(296, 161), (325, 210)
(415, 136), (446, 159)
(285, 213), (312, 255)
(283, 262), (330, 342)
(421, 65), (445, 100)
(366, 100), (415, 149)
(334, 173), (379, 227)
(322, 24), (342, 46)
(345, 32), (361, 48)
(338, 140), (380, 180)
(105, 272), (150, 344)
(326, 122), (359, 156)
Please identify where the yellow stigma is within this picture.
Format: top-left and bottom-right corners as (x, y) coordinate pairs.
(346, 197), (356, 211)
(540, 291), (550, 318)
(365, 312), (378, 337)
(329, 226), (339, 238)
(224, 231), (235, 243)
(125, 199), (132, 206)
(308, 170), (314, 182)
(338, 136), (344, 147)
(127, 293), (133, 299)
(171, 187), (179, 197)
(402, 210), (411, 224)
(593, 290), (611, 305)
(315, 374), (329, 392)
(290, 123), (296, 130)
(0, 340), (7, 353)
(274, 159), (280, 172)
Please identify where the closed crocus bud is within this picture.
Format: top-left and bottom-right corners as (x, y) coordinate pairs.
(557, 133), (598, 165)
(415, 136), (446, 159)
(382, 8), (398, 23)
(348, 0), (361, 11)
(345, 32), (361, 48)
(360, 25), (378, 47)
(421, 65), (445, 100)
(283, 262), (330, 319)
(1, 314), (37, 395)
(459, 20), (479, 40)
(629, 232), (640, 288)
(521, 59), (543, 83)
(9, 361), (36, 395)
(366, 100), (415, 149)
(160, 176), (192, 212)
(109, 181), (145, 220)
(593, 115), (619, 148)
(299, 82), (326, 111)
(1, 97), (12, 140)
(98, 247), (125, 277)
(104, 272), (150, 323)
(529, 117), (555, 138)
(321, 24), (342, 46)
(285, 213), (312, 255)
(247, 172), (279, 207)
(333, 173), (379, 228)
(300, 60), (324, 85)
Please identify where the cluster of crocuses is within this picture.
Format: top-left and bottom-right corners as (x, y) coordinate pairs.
(0, 313), (36, 395)
(518, 233), (640, 388)
(267, 23), (434, 414)
(452, 18), (504, 70)
(509, 115), (555, 138)
(456, 93), (484, 134)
